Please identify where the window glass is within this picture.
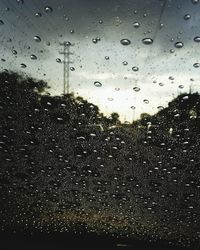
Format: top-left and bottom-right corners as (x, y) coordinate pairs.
(0, 0), (200, 249)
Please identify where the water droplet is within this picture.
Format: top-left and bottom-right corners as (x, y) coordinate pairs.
(99, 20), (103, 24)
(62, 41), (71, 47)
(194, 36), (200, 42)
(92, 38), (98, 44)
(0, 20), (4, 25)
(184, 14), (191, 20)
(133, 22), (140, 28)
(120, 39), (131, 45)
(56, 58), (61, 63)
(70, 67), (75, 71)
(30, 54), (37, 60)
(131, 106), (136, 110)
(34, 36), (41, 42)
(160, 23), (164, 29)
(193, 63), (200, 68)
(94, 81), (102, 87)
(133, 87), (140, 92)
(20, 63), (27, 68)
(105, 56), (109, 60)
(45, 6), (53, 13)
(178, 85), (184, 89)
(142, 38), (153, 45)
(143, 99), (149, 104)
(70, 29), (74, 34)
(157, 106), (164, 110)
(123, 61), (128, 66)
(183, 95), (189, 100)
(175, 42), (184, 48)
(191, 0), (199, 4)
(159, 82), (164, 86)
(16, 0), (24, 4)
(57, 117), (63, 121)
(46, 42), (51, 46)
(35, 12), (42, 17)
(132, 66), (139, 71)
(12, 50), (17, 55)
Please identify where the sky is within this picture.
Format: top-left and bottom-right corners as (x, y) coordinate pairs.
(0, 0), (200, 121)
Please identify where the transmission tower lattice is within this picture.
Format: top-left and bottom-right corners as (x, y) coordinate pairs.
(59, 41), (74, 95)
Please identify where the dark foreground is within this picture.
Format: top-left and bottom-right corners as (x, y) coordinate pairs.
(0, 232), (195, 250)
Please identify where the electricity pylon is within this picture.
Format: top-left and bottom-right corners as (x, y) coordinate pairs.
(59, 41), (74, 95)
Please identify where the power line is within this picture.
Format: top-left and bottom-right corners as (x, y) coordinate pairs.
(138, 0), (167, 93)
(59, 41), (74, 95)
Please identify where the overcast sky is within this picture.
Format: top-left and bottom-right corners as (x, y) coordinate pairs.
(0, 0), (200, 121)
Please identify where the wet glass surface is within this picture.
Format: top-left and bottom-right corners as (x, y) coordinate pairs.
(0, 0), (200, 249)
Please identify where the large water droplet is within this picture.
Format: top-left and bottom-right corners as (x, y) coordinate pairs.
(92, 38), (98, 44)
(142, 38), (153, 45)
(65, 41), (71, 46)
(157, 106), (164, 111)
(191, 0), (199, 4)
(143, 99), (149, 104)
(94, 81), (102, 87)
(182, 95), (189, 100)
(194, 36), (200, 42)
(132, 66), (139, 72)
(133, 22), (140, 28)
(20, 63), (27, 68)
(120, 39), (131, 45)
(56, 58), (61, 63)
(34, 36), (41, 42)
(35, 12), (42, 17)
(133, 87), (140, 92)
(30, 54), (37, 60)
(193, 63), (200, 68)
(45, 6), (53, 13)
(175, 42), (184, 48)
(184, 14), (191, 20)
